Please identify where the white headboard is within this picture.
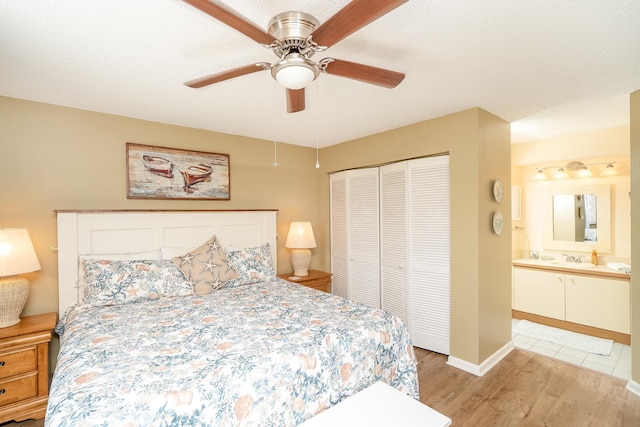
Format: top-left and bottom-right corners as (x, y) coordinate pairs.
(56, 210), (278, 315)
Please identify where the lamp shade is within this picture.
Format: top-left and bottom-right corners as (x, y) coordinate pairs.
(285, 222), (317, 249)
(0, 228), (41, 277)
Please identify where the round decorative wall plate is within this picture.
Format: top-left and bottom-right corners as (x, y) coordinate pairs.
(492, 179), (504, 203)
(492, 210), (504, 235)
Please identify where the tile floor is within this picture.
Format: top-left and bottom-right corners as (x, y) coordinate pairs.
(512, 319), (632, 380)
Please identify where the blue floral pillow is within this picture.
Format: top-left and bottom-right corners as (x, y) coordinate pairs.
(224, 243), (276, 288)
(81, 259), (193, 307)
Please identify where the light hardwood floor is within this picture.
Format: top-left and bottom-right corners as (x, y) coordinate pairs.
(416, 347), (640, 426)
(4, 347), (640, 426)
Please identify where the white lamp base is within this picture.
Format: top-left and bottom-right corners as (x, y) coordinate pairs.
(0, 277), (29, 328)
(290, 248), (312, 276)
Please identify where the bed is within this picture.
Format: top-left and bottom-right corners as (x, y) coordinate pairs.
(47, 210), (419, 426)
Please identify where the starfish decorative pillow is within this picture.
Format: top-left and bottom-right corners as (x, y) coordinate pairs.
(172, 235), (239, 295)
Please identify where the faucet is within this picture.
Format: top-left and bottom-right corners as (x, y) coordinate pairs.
(563, 254), (582, 263)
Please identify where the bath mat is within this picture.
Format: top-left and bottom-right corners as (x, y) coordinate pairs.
(513, 319), (613, 356)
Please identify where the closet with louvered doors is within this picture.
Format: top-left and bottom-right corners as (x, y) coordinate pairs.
(330, 155), (451, 354)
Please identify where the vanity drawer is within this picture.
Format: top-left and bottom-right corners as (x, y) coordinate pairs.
(0, 348), (36, 380)
(0, 372), (38, 406)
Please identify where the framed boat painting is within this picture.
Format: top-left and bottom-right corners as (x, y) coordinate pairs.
(126, 143), (230, 200)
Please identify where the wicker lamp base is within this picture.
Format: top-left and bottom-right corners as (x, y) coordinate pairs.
(290, 249), (312, 277)
(0, 276), (29, 328)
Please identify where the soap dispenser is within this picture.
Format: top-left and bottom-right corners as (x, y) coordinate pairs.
(591, 249), (598, 265)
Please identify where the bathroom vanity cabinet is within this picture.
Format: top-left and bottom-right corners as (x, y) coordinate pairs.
(565, 274), (629, 334)
(513, 268), (565, 319)
(512, 261), (631, 342)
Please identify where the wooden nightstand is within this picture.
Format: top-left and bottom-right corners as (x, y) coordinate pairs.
(0, 312), (57, 423)
(278, 270), (332, 293)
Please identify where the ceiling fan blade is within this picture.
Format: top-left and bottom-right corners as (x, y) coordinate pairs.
(323, 59), (405, 88)
(287, 89), (306, 113)
(311, 0), (408, 48)
(184, 63), (268, 88)
(182, 0), (275, 45)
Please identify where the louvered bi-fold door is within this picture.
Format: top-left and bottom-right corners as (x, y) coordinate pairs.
(330, 173), (348, 299)
(330, 169), (380, 308)
(347, 169), (380, 308)
(408, 155), (450, 354)
(380, 156), (450, 354)
(380, 162), (408, 323)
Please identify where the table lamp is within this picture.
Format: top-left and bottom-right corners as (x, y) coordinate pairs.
(285, 222), (316, 276)
(0, 229), (41, 327)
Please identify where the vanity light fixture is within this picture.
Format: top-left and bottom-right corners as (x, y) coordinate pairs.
(554, 167), (568, 179)
(533, 161), (618, 180)
(601, 162), (619, 176)
(534, 168), (547, 180)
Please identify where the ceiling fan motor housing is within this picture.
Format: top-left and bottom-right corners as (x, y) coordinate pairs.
(268, 12), (322, 89)
(268, 11), (319, 48)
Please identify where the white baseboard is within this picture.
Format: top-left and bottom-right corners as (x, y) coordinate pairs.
(627, 379), (640, 397)
(446, 341), (514, 377)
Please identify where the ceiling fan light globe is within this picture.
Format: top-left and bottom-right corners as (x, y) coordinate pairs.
(271, 54), (320, 90)
(276, 65), (316, 89)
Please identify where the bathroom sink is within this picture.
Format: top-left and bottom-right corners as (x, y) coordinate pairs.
(549, 261), (597, 268)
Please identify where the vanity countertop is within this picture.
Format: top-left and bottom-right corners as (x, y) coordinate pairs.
(512, 258), (630, 280)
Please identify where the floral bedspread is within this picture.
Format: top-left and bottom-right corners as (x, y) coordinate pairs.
(46, 280), (418, 426)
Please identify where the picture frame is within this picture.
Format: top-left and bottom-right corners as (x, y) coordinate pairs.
(126, 143), (230, 200)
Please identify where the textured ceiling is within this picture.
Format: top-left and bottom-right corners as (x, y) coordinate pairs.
(1, 0), (639, 148)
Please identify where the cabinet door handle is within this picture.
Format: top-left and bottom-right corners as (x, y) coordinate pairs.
(0, 389), (5, 395)
(0, 361), (5, 367)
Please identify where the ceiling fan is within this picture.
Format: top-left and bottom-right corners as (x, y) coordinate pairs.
(182, 0), (408, 113)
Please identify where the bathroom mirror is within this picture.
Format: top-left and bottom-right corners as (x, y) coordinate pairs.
(544, 184), (610, 253)
(552, 193), (597, 242)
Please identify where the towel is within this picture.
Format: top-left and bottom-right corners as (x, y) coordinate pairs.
(607, 263), (631, 274)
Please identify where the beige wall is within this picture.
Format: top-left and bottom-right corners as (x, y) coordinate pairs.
(319, 108), (512, 365)
(630, 89), (640, 384)
(0, 96), (326, 323)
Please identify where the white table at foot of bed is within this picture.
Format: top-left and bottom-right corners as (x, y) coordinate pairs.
(299, 382), (452, 427)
